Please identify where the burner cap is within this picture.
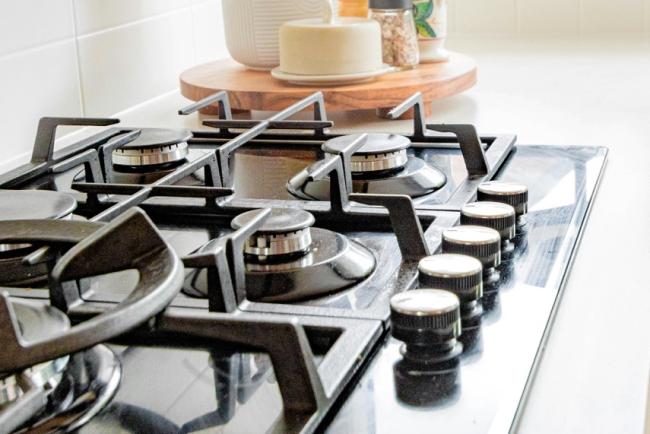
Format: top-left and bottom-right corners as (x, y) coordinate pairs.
(111, 128), (191, 167)
(232, 208), (316, 258)
(323, 133), (411, 155)
(0, 190), (76, 221)
(322, 133), (411, 173)
(111, 128), (192, 150)
(232, 208), (315, 234)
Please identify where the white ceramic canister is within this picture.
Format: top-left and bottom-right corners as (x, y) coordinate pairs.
(279, 17), (383, 76)
(222, 0), (337, 70)
(412, 0), (449, 63)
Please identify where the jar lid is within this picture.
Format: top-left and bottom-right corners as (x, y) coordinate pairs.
(369, 0), (413, 9)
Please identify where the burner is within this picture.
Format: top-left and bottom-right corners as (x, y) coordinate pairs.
(0, 190), (77, 286)
(5, 346), (121, 434)
(184, 208), (376, 303)
(232, 208), (315, 259)
(0, 301), (121, 434)
(323, 133), (411, 174)
(110, 128), (191, 168)
(102, 128), (194, 185)
(287, 133), (446, 200)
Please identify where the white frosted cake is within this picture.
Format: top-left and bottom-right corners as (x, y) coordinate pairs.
(279, 17), (382, 76)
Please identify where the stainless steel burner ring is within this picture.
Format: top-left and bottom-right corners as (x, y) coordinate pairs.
(245, 228), (312, 257)
(112, 142), (189, 167)
(0, 356), (69, 405)
(350, 149), (409, 173)
(233, 208), (316, 259)
(323, 133), (411, 174)
(0, 242), (32, 254)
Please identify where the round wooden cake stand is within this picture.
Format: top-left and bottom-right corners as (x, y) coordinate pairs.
(179, 52), (476, 119)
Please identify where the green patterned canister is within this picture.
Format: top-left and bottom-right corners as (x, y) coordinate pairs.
(412, 0), (449, 63)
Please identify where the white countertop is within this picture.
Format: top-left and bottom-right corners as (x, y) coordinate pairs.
(67, 37), (650, 434)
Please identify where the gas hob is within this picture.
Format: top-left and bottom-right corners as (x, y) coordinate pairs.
(0, 91), (607, 434)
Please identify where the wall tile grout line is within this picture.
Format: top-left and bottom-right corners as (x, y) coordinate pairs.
(0, 37), (76, 63)
(70, 0), (86, 116)
(515, 0), (521, 35)
(75, 4), (196, 41)
(577, 0), (583, 39)
(188, 2), (199, 74)
(643, 0), (650, 35)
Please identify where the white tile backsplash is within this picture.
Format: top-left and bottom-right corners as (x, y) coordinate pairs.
(0, 0), (648, 170)
(0, 0), (74, 56)
(78, 9), (195, 116)
(518, 0), (580, 35)
(454, 0), (518, 35)
(191, 0), (228, 63)
(0, 0), (223, 170)
(73, 0), (192, 35)
(448, 0), (649, 36)
(0, 40), (82, 170)
(580, 0), (645, 34)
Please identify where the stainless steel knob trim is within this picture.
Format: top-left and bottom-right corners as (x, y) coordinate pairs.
(418, 254), (483, 303)
(441, 225), (501, 270)
(461, 201), (516, 241)
(390, 289), (461, 345)
(477, 181), (528, 216)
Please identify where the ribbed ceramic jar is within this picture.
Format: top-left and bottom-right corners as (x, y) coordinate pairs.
(222, 0), (337, 70)
(413, 0), (449, 62)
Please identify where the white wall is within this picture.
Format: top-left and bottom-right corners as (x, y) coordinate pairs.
(1, 0), (649, 172)
(0, 0), (227, 172)
(448, 0), (650, 36)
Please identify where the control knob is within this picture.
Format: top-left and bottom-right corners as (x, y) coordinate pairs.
(460, 201), (516, 242)
(390, 289), (462, 362)
(477, 181), (528, 227)
(441, 225), (502, 287)
(418, 254), (483, 328)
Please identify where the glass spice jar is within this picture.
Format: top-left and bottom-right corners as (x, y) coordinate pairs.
(369, 0), (419, 70)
